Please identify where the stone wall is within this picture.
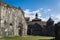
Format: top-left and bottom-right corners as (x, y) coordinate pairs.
(0, 1), (27, 36)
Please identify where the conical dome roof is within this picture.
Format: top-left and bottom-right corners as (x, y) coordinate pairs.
(47, 17), (54, 22)
(32, 13), (41, 21)
(47, 17), (54, 25)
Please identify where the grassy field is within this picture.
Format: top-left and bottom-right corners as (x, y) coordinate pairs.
(0, 36), (55, 40)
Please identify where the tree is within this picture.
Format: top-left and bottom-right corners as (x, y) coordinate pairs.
(55, 22), (60, 40)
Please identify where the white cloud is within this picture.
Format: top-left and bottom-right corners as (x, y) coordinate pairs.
(24, 9), (30, 14)
(51, 14), (60, 23)
(24, 9), (41, 20)
(47, 9), (51, 11)
(39, 8), (44, 10)
(43, 9), (52, 13)
(40, 17), (49, 22)
(24, 8), (60, 23)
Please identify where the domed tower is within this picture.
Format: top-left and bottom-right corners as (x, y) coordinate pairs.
(35, 13), (38, 19)
(47, 17), (54, 26)
(32, 13), (41, 21)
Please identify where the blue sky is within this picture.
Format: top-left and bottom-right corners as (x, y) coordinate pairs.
(3, 0), (60, 23)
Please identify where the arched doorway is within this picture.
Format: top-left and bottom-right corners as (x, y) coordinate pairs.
(27, 23), (42, 35)
(18, 23), (23, 36)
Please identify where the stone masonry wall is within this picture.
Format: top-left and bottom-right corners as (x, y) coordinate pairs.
(0, 1), (27, 36)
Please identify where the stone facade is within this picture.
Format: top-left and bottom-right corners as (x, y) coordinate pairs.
(0, 1), (27, 36)
(25, 13), (55, 36)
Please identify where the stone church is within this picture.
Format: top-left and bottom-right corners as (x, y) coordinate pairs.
(25, 13), (55, 36)
(25, 12), (60, 37)
(0, 1), (27, 36)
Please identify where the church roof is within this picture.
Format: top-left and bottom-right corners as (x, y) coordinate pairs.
(47, 17), (54, 22)
(32, 18), (41, 21)
(27, 13), (46, 26)
(28, 21), (46, 27)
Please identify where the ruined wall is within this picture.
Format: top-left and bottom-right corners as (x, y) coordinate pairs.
(0, 1), (27, 36)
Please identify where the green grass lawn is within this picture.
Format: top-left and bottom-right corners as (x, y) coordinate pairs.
(0, 36), (55, 40)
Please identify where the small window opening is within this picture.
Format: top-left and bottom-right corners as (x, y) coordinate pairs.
(10, 23), (13, 26)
